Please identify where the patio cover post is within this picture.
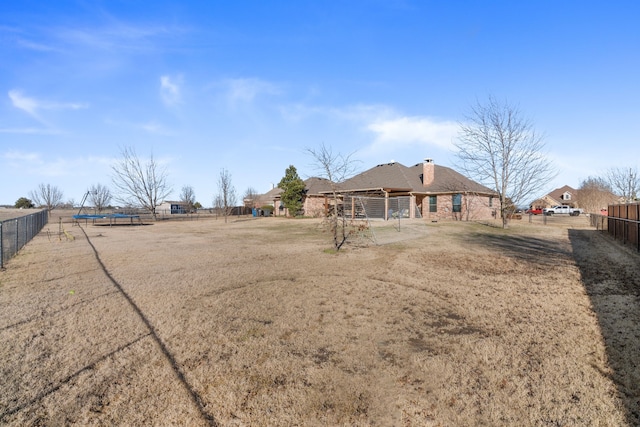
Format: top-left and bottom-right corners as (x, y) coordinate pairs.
(384, 191), (389, 221)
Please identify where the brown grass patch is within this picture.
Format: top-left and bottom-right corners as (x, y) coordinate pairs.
(1, 217), (637, 425)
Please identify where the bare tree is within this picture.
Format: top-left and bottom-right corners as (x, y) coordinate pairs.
(455, 97), (556, 228)
(606, 166), (639, 203)
(29, 183), (64, 214)
(306, 143), (359, 251)
(88, 183), (112, 212)
(243, 187), (259, 208)
(577, 176), (616, 214)
(213, 194), (223, 219)
(111, 147), (172, 220)
(63, 198), (76, 209)
(216, 169), (237, 223)
(180, 185), (196, 213)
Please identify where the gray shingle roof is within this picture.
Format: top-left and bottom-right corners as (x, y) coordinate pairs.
(338, 161), (496, 195)
(304, 177), (334, 195)
(264, 177), (333, 200)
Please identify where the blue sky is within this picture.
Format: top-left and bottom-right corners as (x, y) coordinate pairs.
(2, 1), (639, 207)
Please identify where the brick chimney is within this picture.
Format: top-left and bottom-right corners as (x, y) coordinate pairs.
(422, 158), (434, 187)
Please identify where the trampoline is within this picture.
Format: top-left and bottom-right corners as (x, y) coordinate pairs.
(73, 213), (141, 226)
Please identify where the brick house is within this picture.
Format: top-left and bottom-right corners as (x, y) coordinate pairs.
(530, 184), (619, 214)
(331, 158), (498, 221)
(265, 159), (497, 220)
(530, 185), (578, 210)
(267, 177), (335, 217)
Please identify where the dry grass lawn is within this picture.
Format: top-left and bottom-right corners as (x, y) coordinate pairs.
(0, 208), (40, 221)
(1, 216), (639, 426)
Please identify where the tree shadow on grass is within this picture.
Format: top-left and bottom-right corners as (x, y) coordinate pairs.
(568, 228), (640, 426)
(462, 231), (573, 268)
(465, 227), (640, 423)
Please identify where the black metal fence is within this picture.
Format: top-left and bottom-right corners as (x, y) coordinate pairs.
(0, 209), (48, 268)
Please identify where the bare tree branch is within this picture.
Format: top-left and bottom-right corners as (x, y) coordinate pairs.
(111, 147), (172, 219)
(606, 167), (639, 203)
(243, 187), (259, 208)
(577, 176), (616, 213)
(455, 96), (556, 228)
(180, 185), (196, 213)
(29, 183), (64, 214)
(88, 183), (112, 213)
(306, 143), (359, 250)
(216, 169), (237, 223)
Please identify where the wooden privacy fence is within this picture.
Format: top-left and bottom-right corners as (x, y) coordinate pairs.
(604, 203), (640, 252)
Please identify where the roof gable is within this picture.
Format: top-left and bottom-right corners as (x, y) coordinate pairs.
(547, 185), (577, 203)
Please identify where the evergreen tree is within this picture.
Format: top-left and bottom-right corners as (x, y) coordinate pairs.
(15, 197), (34, 209)
(278, 165), (306, 217)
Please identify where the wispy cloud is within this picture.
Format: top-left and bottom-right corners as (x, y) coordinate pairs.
(366, 116), (458, 151)
(140, 120), (174, 135)
(103, 117), (174, 135)
(3, 17), (188, 59)
(8, 90), (40, 117)
(0, 127), (62, 135)
(2, 150), (112, 178)
(223, 78), (281, 104)
(15, 38), (61, 52)
(278, 102), (456, 153)
(277, 101), (458, 158)
(8, 90), (88, 122)
(160, 75), (182, 106)
(279, 102), (393, 123)
(53, 22), (183, 53)
(3, 150), (41, 162)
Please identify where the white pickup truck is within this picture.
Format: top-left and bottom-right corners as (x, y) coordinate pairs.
(542, 205), (583, 216)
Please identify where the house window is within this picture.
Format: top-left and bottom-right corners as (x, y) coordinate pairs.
(452, 194), (462, 213)
(489, 196), (493, 207)
(429, 195), (437, 212)
(563, 192), (571, 200)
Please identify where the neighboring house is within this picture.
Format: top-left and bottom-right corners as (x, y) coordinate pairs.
(329, 158), (498, 220)
(252, 186), (282, 209)
(532, 184), (620, 214)
(156, 201), (188, 214)
(530, 185), (578, 210)
(270, 177), (335, 217)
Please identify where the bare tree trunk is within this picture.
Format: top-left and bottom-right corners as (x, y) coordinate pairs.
(217, 169), (236, 223)
(306, 144), (358, 251)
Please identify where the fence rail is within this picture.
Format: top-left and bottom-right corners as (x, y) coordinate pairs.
(593, 203), (640, 252)
(0, 209), (48, 268)
(589, 213), (608, 231)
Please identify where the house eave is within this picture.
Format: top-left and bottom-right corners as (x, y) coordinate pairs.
(319, 187), (413, 194)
